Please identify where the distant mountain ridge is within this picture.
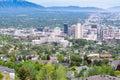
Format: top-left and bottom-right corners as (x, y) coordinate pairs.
(47, 6), (105, 11)
(0, 0), (104, 11)
(0, 0), (44, 8)
(109, 6), (120, 11)
(3, 0), (120, 12)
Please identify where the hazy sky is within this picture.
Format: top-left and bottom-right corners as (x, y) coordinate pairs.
(27, 0), (120, 9)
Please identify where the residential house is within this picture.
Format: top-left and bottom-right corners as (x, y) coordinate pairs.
(100, 53), (112, 58)
(109, 60), (120, 70)
(72, 75), (120, 80)
(0, 66), (15, 80)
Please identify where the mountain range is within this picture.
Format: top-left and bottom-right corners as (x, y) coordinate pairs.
(109, 6), (120, 11)
(47, 6), (105, 12)
(0, 0), (120, 12)
(0, 0), (43, 8)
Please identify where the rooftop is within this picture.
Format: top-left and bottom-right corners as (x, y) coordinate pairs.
(0, 66), (15, 73)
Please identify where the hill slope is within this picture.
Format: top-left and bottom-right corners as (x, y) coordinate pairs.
(0, 0), (44, 8)
(0, 0), (106, 13)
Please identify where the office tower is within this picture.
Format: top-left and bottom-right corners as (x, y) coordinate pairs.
(64, 24), (68, 35)
(75, 23), (83, 39)
(91, 25), (97, 29)
(96, 25), (103, 41)
(54, 27), (61, 36)
(70, 25), (76, 38)
(43, 27), (50, 32)
(37, 28), (43, 32)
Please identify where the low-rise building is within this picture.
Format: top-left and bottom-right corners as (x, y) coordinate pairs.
(109, 60), (120, 70)
(72, 75), (120, 80)
(0, 66), (15, 80)
(100, 53), (112, 58)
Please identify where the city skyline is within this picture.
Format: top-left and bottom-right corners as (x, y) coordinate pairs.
(27, 0), (120, 9)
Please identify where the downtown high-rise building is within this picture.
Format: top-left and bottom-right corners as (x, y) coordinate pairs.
(75, 23), (83, 39)
(69, 25), (76, 38)
(64, 24), (68, 35)
(54, 27), (61, 36)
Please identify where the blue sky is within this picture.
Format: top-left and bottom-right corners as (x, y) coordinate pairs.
(27, 0), (120, 9)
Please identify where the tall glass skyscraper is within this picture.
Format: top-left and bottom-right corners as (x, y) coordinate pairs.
(64, 24), (68, 35)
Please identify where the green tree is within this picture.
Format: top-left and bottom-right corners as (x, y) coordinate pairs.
(23, 55), (27, 61)
(57, 54), (64, 63)
(18, 67), (31, 80)
(10, 50), (20, 55)
(115, 70), (120, 76)
(10, 55), (16, 62)
(56, 64), (67, 80)
(16, 61), (38, 80)
(21, 62), (37, 79)
(36, 66), (47, 80)
(70, 39), (87, 49)
(102, 59), (109, 65)
(88, 65), (115, 76)
(0, 72), (3, 80)
(35, 62), (43, 71)
(36, 62), (54, 80)
(41, 55), (46, 60)
(71, 55), (82, 66)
